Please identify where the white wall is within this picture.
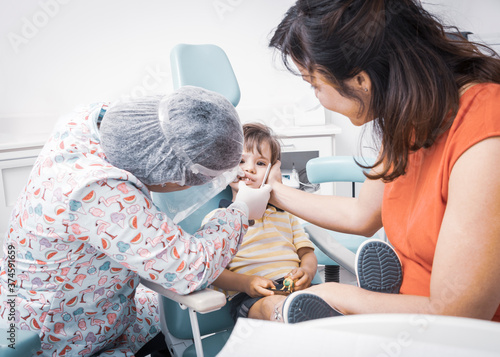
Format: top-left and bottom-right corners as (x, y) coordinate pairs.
(1, 0), (499, 246)
(1, 0), (317, 140)
(423, 0), (500, 43)
(1, 0), (499, 152)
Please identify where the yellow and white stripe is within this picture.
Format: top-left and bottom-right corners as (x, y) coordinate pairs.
(217, 206), (313, 298)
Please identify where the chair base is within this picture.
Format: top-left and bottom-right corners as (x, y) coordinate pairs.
(182, 329), (233, 357)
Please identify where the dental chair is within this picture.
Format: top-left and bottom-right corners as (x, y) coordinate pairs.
(140, 44), (379, 357)
(142, 187), (237, 357)
(140, 43), (242, 357)
(141, 154), (379, 356)
(170, 43), (240, 107)
(0, 328), (41, 356)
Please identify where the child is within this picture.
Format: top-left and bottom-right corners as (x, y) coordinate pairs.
(208, 123), (318, 321)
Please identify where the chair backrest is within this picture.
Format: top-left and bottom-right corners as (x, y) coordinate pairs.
(306, 156), (374, 184)
(150, 44), (241, 347)
(170, 44), (241, 106)
(156, 42), (240, 235)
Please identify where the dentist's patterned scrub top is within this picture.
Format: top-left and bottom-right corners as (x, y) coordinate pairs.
(0, 104), (248, 356)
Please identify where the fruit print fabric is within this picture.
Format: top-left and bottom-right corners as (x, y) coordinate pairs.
(0, 103), (248, 356)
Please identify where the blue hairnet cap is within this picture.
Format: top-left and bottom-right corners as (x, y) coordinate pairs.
(100, 86), (243, 186)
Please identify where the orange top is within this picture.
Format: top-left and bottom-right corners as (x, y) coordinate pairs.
(382, 83), (500, 322)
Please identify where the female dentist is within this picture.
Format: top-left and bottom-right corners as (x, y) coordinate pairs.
(0, 86), (271, 356)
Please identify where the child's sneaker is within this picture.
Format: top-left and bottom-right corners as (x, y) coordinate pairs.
(275, 291), (342, 324)
(355, 238), (403, 294)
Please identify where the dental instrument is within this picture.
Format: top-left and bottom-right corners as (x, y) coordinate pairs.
(260, 163), (272, 188)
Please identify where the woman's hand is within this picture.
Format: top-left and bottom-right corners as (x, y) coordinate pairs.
(267, 160), (284, 207)
(267, 160), (282, 187)
(245, 276), (276, 297)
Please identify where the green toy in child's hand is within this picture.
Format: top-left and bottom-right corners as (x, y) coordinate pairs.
(281, 277), (295, 293)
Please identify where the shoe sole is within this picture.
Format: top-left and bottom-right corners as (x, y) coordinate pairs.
(355, 239), (403, 294)
(282, 291), (342, 324)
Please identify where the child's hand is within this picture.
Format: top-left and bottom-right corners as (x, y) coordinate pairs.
(286, 268), (313, 291)
(245, 276), (276, 297)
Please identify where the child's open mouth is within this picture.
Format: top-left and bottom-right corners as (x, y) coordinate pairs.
(239, 176), (253, 184)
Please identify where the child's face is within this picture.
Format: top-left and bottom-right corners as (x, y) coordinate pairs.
(230, 142), (272, 191)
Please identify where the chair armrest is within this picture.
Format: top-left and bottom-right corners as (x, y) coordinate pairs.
(140, 278), (227, 314)
(304, 225), (356, 276)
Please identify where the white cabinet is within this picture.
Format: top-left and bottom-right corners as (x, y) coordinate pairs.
(0, 140), (45, 248)
(0, 124), (342, 243)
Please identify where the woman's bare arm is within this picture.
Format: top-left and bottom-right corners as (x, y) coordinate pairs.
(306, 137), (500, 320)
(268, 161), (385, 236)
(429, 136), (500, 319)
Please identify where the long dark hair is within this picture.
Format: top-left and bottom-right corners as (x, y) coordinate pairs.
(269, 0), (500, 181)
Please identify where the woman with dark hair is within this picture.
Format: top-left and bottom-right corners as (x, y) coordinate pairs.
(266, 0), (500, 323)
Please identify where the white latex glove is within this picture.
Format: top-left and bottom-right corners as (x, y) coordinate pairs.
(233, 181), (272, 220)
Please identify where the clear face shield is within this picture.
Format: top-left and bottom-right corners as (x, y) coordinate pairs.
(153, 90), (244, 225)
(154, 165), (242, 224)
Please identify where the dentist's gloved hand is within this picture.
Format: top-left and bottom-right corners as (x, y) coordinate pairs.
(233, 181), (272, 220)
